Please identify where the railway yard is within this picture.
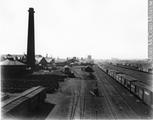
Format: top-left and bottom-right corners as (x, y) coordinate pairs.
(99, 63), (153, 85)
(45, 64), (153, 119)
(1, 2), (153, 119)
(2, 64), (153, 119)
(1, 3), (153, 119)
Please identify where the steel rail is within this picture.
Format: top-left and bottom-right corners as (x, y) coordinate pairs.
(103, 73), (140, 118)
(94, 66), (118, 120)
(97, 65), (140, 119)
(70, 88), (81, 120)
(80, 81), (85, 119)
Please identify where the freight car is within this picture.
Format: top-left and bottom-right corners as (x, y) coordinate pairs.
(116, 74), (137, 90)
(132, 81), (153, 106)
(98, 65), (153, 108)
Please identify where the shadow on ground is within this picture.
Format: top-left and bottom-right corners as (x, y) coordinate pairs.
(27, 101), (55, 120)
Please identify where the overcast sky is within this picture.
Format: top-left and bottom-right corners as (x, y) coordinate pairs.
(0, 0), (147, 59)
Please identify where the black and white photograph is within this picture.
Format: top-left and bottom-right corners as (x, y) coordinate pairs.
(0, 0), (153, 120)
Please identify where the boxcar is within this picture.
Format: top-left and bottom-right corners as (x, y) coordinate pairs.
(131, 84), (136, 93)
(134, 81), (153, 107)
(116, 74), (137, 90)
(119, 76), (122, 83)
(121, 77), (126, 85)
(107, 70), (123, 82)
(144, 90), (152, 106)
(138, 88), (144, 99)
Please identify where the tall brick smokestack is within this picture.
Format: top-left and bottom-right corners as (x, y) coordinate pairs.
(27, 8), (35, 70)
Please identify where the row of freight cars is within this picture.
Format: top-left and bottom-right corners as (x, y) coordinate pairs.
(115, 63), (153, 74)
(98, 65), (153, 108)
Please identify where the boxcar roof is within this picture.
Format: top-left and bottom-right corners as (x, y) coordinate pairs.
(0, 59), (26, 66)
(117, 74), (137, 81)
(133, 81), (153, 92)
(109, 69), (120, 73)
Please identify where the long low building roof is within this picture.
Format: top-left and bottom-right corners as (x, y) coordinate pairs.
(0, 59), (26, 66)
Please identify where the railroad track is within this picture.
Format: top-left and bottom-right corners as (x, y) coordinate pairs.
(96, 66), (140, 119)
(102, 72), (141, 118)
(114, 64), (152, 74)
(94, 66), (118, 120)
(79, 81), (85, 119)
(103, 77), (138, 117)
(102, 64), (152, 83)
(69, 88), (81, 120)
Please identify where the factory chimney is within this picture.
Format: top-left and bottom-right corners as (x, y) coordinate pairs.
(27, 8), (35, 70)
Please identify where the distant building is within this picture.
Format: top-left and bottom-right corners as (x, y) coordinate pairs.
(81, 57), (84, 60)
(1, 54), (27, 63)
(55, 58), (67, 66)
(148, 0), (153, 62)
(87, 55), (92, 60)
(45, 57), (53, 64)
(35, 56), (48, 69)
(86, 55), (94, 64)
(35, 56), (55, 70)
(35, 55), (42, 58)
(45, 57), (56, 69)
